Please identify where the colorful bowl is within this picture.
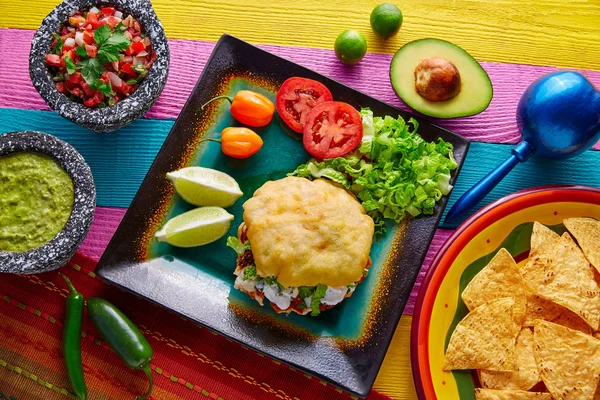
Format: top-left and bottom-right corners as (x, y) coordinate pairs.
(411, 185), (600, 399)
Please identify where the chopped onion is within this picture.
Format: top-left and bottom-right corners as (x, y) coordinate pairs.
(89, 6), (100, 13)
(64, 37), (76, 48)
(142, 37), (151, 47)
(133, 36), (142, 43)
(123, 15), (133, 27)
(111, 61), (120, 72)
(132, 56), (145, 66)
(136, 50), (148, 57)
(123, 30), (133, 40)
(114, 10), (123, 19)
(107, 72), (122, 88)
(123, 55), (133, 63)
(75, 31), (84, 46)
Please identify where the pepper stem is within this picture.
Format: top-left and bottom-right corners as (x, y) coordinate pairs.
(60, 273), (78, 295)
(201, 95), (234, 110)
(135, 364), (153, 400)
(198, 138), (222, 144)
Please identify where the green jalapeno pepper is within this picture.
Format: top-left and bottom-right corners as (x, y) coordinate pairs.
(60, 274), (87, 400)
(86, 297), (153, 400)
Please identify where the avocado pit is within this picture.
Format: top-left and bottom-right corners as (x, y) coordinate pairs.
(414, 56), (462, 102)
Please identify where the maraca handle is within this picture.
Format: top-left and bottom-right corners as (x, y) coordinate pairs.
(444, 141), (535, 224)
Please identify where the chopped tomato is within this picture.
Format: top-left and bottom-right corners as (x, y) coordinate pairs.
(68, 72), (83, 85)
(302, 101), (363, 160)
(82, 30), (95, 44)
(131, 41), (145, 54)
(85, 44), (98, 58)
(275, 77), (333, 133)
(86, 12), (99, 28)
(125, 45), (135, 56)
(60, 50), (75, 67)
(84, 92), (104, 107)
(100, 16), (121, 28)
(81, 81), (94, 96)
(46, 54), (61, 67)
(55, 82), (68, 94)
(121, 62), (135, 76)
(101, 7), (115, 15)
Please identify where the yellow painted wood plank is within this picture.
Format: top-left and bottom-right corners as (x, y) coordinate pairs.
(1, 0), (599, 70)
(373, 315), (417, 400)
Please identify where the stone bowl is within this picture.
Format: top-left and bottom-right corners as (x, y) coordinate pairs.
(29, 0), (170, 132)
(0, 131), (96, 274)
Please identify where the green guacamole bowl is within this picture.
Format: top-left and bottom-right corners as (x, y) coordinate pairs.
(0, 131), (96, 274)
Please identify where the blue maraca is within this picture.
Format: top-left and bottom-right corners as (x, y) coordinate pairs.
(445, 71), (600, 223)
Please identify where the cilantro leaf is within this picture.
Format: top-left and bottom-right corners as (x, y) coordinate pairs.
(94, 80), (114, 96)
(243, 266), (257, 280)
(52, 33), (63, 55)
(298, 286), (315, 299)
(74, 46), (88, 58)
(64, 55), (77, 75)
(97, 32), (130, 64)
(77, 58), (103, 85)
(310, 284), (328, 316)
(94, 25), (111, 46)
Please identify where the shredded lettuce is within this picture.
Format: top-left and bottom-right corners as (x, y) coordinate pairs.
(298, 286), (315, 299)
(310, 284), (328, 316)
(226, 236), (252, 256)
(243, 266), (257, 280)
(292, 108), (457, 234)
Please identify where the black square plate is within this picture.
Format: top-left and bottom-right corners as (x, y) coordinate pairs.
(96, 34), (469, 397)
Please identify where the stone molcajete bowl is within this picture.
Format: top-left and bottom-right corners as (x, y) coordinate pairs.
(0, 131), (96, 274)
(29, 0), (169, 132)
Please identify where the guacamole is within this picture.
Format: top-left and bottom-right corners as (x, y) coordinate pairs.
(0, 152), (74, 252)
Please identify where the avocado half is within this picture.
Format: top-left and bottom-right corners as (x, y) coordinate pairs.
(390, 38), (493, 118)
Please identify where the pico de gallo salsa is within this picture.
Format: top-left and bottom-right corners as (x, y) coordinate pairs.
(46, 6), (155, 108)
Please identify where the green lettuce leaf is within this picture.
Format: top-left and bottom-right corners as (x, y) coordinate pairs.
(226, 236), (251, 256)
(310, 284), (328, 316)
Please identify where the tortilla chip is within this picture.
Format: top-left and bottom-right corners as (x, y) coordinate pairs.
(521, 231), (600, 330)
(443, 297), (520, 371)
(480, 328), (540, 390)
(462, 249), (527, 322)
(534, 320), (600, 400)
(474, 389), (551, 400)
(529, 221), (561, 256)
(565, 218), (600, 274)
(524, 292), (564, 326)
(552, 308), (593, 334)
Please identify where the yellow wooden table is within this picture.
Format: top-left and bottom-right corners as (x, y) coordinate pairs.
(0, 1), (598, 399)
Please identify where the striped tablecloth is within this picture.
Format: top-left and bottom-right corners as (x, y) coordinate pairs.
(0, 0), (599, 399)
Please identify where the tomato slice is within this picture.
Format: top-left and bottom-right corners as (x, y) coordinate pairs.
(276, 77), (333, 133)
(303, 101), (363, 160)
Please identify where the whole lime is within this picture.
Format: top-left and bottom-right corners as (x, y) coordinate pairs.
(370, 3), (403, 39)
(334, 30), (368, 65)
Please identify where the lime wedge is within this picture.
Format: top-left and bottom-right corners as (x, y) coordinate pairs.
(155, 206), (234, 247)
(167, 167), (243, 207)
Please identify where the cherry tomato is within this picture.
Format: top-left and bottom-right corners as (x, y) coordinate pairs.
(275, 77), (333, 133)
(303, 101), (363, 160)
